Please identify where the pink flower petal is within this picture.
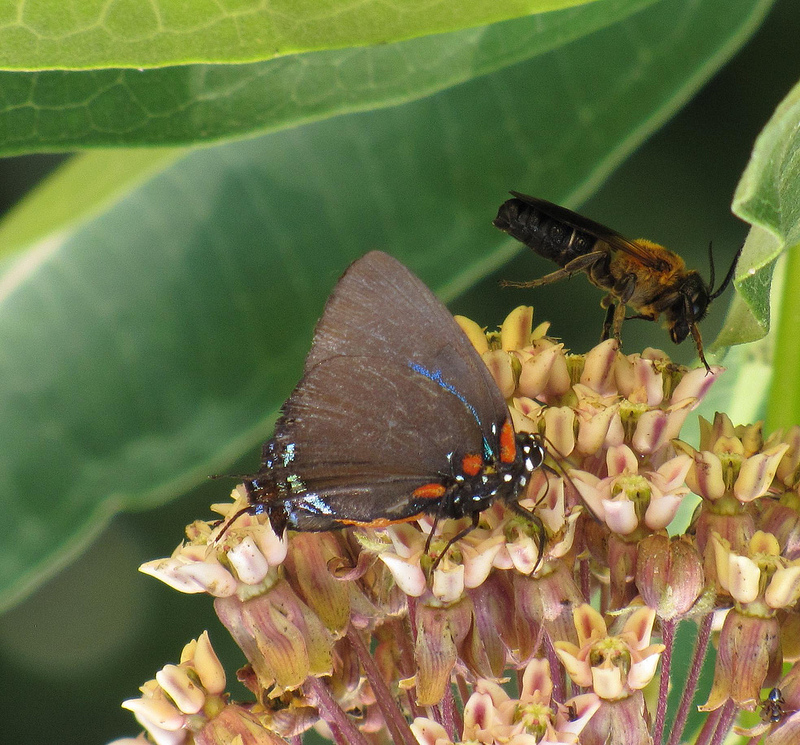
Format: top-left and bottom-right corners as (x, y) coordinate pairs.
(581, 339), (619, 395)
(591, 665), (625, 699)
(431, 562), (466, 603)
(623, 607), (657, 650)
(628, 650), (663, 690)
(734, 445), (790, 502)
(606, 444), (638, 477)
(379, 553), (426, 597)
(604, 499), (639, 535)
(766, 565), (800, 608)
(645, 494), (683, 530)
(671, 365), (722, 407)
(725, 553), (761, 604)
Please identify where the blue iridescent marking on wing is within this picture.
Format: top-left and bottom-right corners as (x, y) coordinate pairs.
(408, 362), (493, 460)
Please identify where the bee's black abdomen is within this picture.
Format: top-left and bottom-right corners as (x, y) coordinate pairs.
(494, 197), (596, 268)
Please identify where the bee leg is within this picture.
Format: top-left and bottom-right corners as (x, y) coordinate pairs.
(690, 322), (712, 373)
(600, 300), (616, 341)
(616, 273), (638, 304)
(501, 251), (605, 288)
(625, 313), (655, 322)
(603, 273), (638, 340)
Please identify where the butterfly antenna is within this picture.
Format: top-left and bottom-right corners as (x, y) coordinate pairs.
(211, 504), (255, 544)
(538, 433), (577, 490)
(538, 432), (601, 522)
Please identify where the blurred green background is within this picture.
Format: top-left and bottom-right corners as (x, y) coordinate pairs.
(0, 0), (797, 742)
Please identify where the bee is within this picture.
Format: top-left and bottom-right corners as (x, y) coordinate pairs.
(493, 192), (742, 371)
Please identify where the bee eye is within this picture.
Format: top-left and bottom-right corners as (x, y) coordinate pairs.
(690, 295), (708, 319)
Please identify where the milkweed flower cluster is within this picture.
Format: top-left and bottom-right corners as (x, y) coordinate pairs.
(117, 306), (800, 745)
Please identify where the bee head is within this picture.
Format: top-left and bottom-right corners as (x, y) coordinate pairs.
(667, 272), (710, 344)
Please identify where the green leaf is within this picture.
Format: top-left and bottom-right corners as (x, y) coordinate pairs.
(726, 77), (800, 429)
(0, 149), (186, 253)
(0, 0), (774, 610)
(0, 0), (593, 70)
(0, 0), (655, 154)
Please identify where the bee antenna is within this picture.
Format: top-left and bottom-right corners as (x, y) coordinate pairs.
(706, 241), (715, 292)
(708, 243), (743, 300)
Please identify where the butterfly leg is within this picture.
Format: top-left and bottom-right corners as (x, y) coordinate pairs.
(506, 501), (546, 571)
(429, 512), (481, 571)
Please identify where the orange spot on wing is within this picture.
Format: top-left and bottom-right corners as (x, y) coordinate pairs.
(337, 514), (423, 528)
(461, 453), (483, 476)
(499, 419), (516, 463)
(413, 483), (447, 500)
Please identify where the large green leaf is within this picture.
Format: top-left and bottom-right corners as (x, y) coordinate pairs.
(725, 78), (800, 429)
(0, 0), (773, 614)
(0, 0), (654, 154)
(0, 0), (590, 70)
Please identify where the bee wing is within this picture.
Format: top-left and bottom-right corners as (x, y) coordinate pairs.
(509, 192), (672, 271)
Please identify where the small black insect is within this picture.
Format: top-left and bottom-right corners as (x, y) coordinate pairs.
(761, 687), (786, 724)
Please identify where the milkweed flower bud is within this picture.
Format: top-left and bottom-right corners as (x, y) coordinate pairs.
(121, 633), (230, 745)
(214, 579), (335, 694)
(636, 534), (706, 619)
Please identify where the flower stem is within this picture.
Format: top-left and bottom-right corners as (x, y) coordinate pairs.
(666, 613), (713, 745)
(545, 633), (566, 704)
(441, 681), (462, 741)
(694, 704), (723, 745)
(346, 625), (418, 745)
(709, 699), (738, 745)
(303, 675), (370, 745)
(580, 558), (591, 601)
(654, 618), (675, 745)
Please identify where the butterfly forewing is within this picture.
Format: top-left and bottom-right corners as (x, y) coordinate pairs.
(303, 251), (508, 431)
(269, 251), (510, 525)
